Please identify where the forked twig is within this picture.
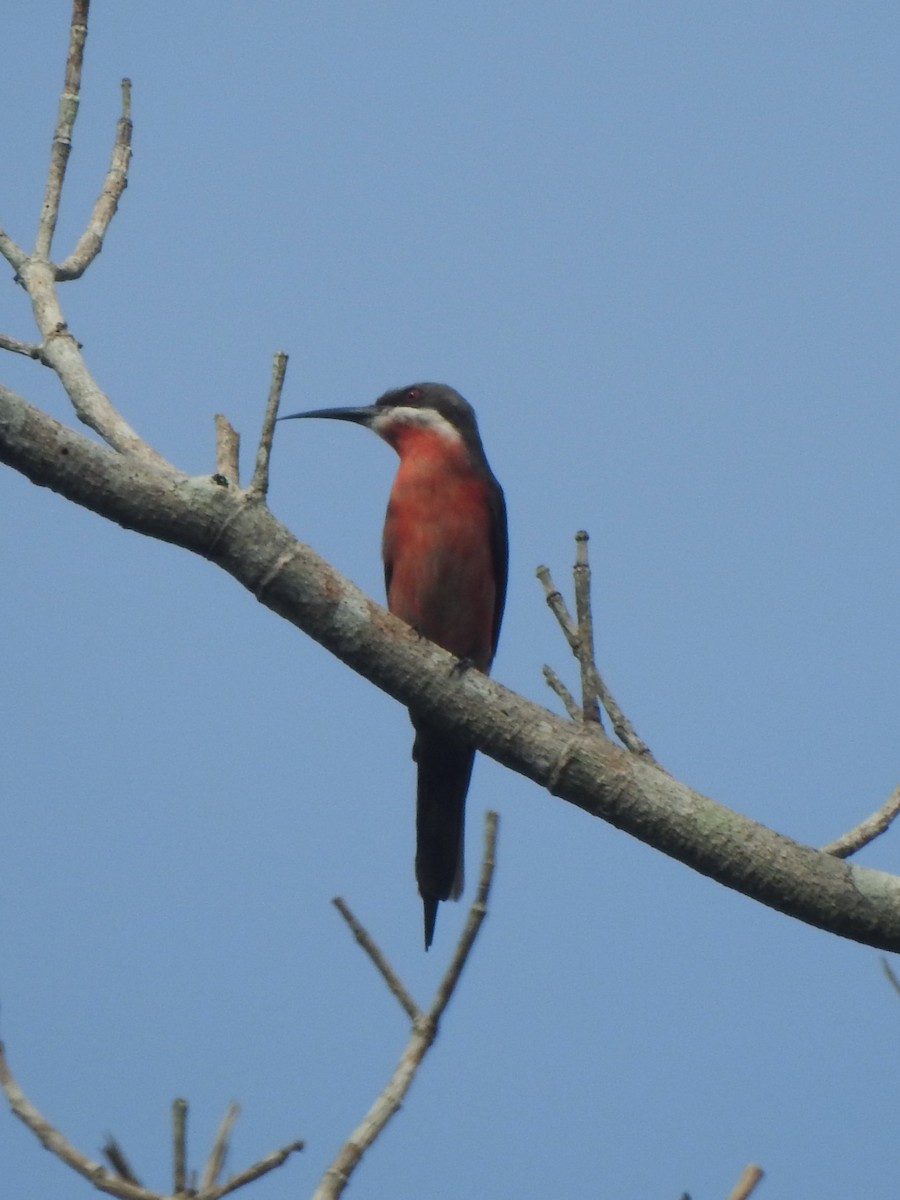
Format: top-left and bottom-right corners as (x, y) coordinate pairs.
(538, 533), (660, 765)
(0, 0), (172, 468)
(321, 812), (499, 1200)
(821, 784), (900, 859)
(0, 1040), (155, 1200)
(0, 1041), (303, 1200)
(56, 77), (134, 280)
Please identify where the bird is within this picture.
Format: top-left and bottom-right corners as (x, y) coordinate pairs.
(280, 383), (507, 947)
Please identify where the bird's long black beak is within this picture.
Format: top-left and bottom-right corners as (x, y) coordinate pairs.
(277, 404), (379, 426)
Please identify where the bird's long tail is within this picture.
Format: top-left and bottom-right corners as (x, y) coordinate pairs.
(413, 720), (475, 949)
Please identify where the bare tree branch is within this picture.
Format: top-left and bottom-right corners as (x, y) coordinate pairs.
(3, 382), (900, 952)
(536, 561), (579, 647)
(333, 897), (421, 1021)
(0, 227), (27, 271)
(0, 1041), (159, 1200)
(0, 1039), (303, 1200)
(102, 1136), (142, 1185)
(56, 77), (134, 281)
(725, 1162), (764, 1200)
(880, 955), (900, 999)
(172, 1097), (188, 1194)
(215, 414), (241, 485)
(0, 332), (41, 359)
(3, 0), (900, 963)
(0, 2), (170, 466)
(248, 350), (288, 498)
(542, 663), (581, 720)
(34, 0), (89, 259)
(538, 546), (660, 764)
(821, 784), (900, 859)
(199, 1138), (304, 1200)
(573, 530), (603, 724)
(315, 813), (499, 1200)
(199, 1102), (239, 1192)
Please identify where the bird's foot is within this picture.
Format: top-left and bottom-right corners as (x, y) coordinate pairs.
(451, 655), (476, 677)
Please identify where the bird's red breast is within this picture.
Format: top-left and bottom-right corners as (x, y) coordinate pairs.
(381, 424), (499, 671)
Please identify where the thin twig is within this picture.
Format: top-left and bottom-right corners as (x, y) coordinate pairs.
(315, 813), (499, 1200)
(542, 664), (581, 720)
(35, 0), (89, 258)
(0, 227), (27, 271)
(536, 563), (579, 649)
(333, 897), (421, 1021)
(0, 331), (41, 359)
(538, 541), (661, 766)
(198, 1139), (305, 1200)
(429, 811), (498, 1015)
(586, 660), (660, 766)
(214, 414), (241, 485)
(821, 785), (900, 858)
(172, 1097), (188, 1194)
(573, 531), (603, 724)
(198, 1102), (239, 1192)
(102, 1136), (141, 1185)
(1, 1039), (302, 1200)
(57, 77), (134, 280)
(725, 1162), (764, 1200)
(880, 956), (900, 1000)
(248, 350), (288, 497)
(0, 1041), (158, 1200)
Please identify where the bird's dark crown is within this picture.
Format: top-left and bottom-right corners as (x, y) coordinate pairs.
(375, 383), (478, 437)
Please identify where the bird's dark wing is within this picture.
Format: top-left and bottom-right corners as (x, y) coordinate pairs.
(487, 475), (508, 662)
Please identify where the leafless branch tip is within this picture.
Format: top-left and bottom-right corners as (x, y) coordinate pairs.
(102, 1136), (141, 1185)
(726, 1162), (764, 1200)
(0, 1040), (303, 1200)
(248, 350), (289, 497)
(821, 784), (900, 859)
(199, 1102), (239, 1193)
(538, 533), (660, 766)
(172, 1097), (188, 1195)
(35, 0), (89, 260)
(318, 812), (499, 1200)
(542, 664), (581, 720)
(57, 76), (134, 281)
(333, 896), (421, 1021)
(880, 955), (900, 999)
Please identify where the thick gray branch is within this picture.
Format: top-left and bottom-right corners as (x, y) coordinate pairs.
(3, 383), (900, 953)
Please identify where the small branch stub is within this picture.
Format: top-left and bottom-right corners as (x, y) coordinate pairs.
(214, 414), (240, 485)
(821, 784), (900, 859)
(726, 1162), (764, 1200)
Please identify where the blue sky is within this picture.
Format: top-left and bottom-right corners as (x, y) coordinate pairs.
(3, 3), (900, 1197)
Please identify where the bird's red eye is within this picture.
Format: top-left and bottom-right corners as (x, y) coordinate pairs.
(406, 387), (422, 401)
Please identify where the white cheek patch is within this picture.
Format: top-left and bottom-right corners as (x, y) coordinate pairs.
(372, 406), (463, 445)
